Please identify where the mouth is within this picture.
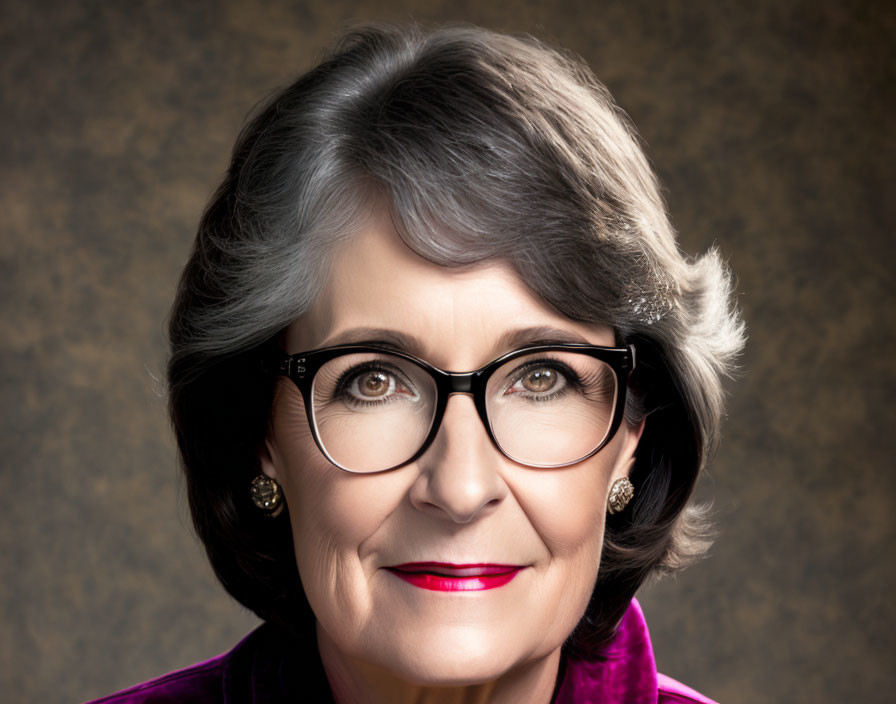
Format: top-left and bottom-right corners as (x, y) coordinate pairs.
(385, 562), (524, 592)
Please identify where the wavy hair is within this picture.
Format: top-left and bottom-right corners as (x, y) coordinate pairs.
(168, 23), (744, 659)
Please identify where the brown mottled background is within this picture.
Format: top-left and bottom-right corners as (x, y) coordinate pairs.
(2, 1), (893, 702)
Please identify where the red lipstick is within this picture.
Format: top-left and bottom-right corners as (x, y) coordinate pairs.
(386, 562), (523, 591)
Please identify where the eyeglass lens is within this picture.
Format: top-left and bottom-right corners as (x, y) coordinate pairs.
(310, 350), (618, 472)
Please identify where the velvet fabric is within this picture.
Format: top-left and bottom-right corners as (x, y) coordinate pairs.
(84, 599), (716, 703)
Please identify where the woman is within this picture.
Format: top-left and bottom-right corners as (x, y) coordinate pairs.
(87, 23), (743, 704)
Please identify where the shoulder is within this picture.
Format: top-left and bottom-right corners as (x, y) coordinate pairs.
(82, 657), (227, 704)
(81, 627), (262, 704)
(657, 672), (719, 704)
(82, 621), (332, 704)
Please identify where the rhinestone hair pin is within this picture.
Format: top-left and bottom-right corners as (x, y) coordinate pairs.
(626, 273), (676, 326)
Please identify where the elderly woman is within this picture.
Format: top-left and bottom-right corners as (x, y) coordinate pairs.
(87, 23), (743, 704)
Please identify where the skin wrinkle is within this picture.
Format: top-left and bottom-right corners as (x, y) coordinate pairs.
(260, 213), (643, 704)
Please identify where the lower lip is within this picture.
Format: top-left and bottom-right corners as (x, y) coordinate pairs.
(386, 566), (523, 592)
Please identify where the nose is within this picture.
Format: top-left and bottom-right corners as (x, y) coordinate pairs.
(408, 393), (508, 524)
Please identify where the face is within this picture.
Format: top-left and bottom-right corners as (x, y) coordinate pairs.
(260, 214), (642, 686)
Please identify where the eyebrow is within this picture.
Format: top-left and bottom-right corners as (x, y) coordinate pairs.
(316, 325), (593, 359)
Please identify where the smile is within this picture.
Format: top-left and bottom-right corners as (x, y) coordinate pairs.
(385, 562), (524, 591)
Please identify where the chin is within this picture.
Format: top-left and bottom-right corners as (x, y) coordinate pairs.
(357, 624), (539, 686)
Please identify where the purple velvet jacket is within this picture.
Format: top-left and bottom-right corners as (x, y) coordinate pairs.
(85, 599), (716, 703)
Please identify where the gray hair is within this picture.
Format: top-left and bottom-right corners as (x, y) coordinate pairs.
(169, 22), (745, 657)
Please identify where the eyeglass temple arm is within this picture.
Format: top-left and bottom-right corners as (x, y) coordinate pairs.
(277, 355), (307, 379)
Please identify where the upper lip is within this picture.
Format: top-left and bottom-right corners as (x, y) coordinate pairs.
(387, 562), (524, 577)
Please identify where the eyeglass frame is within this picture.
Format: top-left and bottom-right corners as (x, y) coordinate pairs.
(276, 342), (636, 473)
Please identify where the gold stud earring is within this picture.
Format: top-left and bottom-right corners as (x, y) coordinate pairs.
(607, 477), (634, 515)
(250, 475), (284, 517)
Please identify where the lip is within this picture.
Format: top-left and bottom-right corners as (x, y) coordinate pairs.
(385, 562), (524, 592)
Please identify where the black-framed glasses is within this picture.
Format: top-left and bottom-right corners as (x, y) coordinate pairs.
(277, 343), (635, 473)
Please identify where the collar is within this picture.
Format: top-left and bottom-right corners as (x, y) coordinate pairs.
(553, 598), (658, 704)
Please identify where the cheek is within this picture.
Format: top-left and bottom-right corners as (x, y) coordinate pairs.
(517, 456), (616, 600)
(271, 391), (408, 635)
(272, 385), (411, 545)
(524, 464), (610, 555)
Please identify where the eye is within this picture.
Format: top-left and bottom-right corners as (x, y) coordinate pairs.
(337, 363), (418, 406)
(354, 370), (391, 398)
(504, 360), (579, 400)
(519, 367), (562, 393)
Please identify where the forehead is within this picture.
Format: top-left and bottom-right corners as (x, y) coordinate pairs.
(286, 215), (614, 368)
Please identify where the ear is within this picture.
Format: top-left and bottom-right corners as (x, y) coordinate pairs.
(614, 418), (645, 481)
(257, 431), (281, 482)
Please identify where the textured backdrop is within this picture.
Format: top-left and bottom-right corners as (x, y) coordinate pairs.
(2, 1), (893, 702)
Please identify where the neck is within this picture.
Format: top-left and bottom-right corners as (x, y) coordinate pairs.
(316, 622), (562, 704)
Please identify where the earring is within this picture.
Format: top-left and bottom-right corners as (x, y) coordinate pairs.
(607, 477), (634, 515)
(250, 475), (284, 517)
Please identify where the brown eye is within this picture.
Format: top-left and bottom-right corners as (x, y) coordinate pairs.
(523, 368), (558, 393)
(342, 366), (417, 405)
(326, 357), (423, 410)
(502, 359), (578, 403)
(358, 371), (390, 397)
